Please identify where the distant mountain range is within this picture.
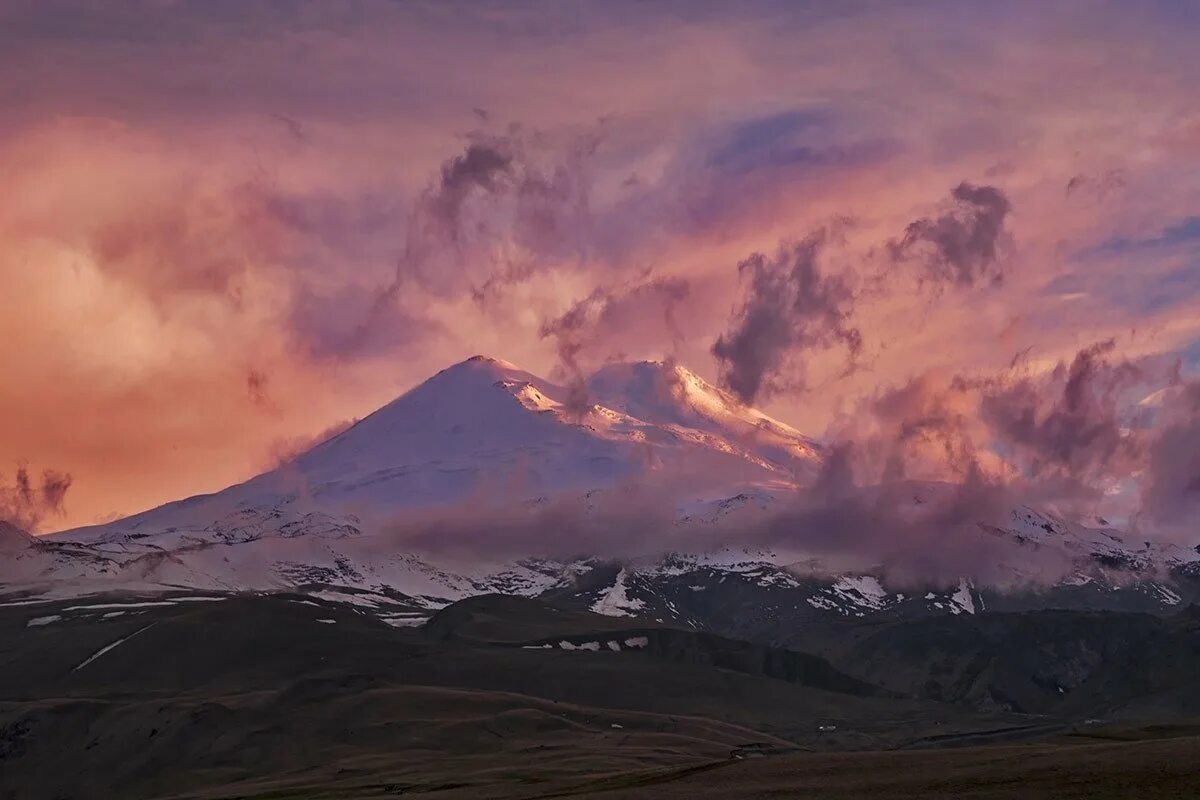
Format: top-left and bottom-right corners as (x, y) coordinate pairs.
(2, 355), (1197, 631)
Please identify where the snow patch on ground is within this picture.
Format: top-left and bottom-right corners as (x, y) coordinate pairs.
(949, 579), (977, 615)
(1151, 583), (1182, 606)
(26, 615), (61, 627)
(808, 575), (893, 617)
(831, 576), (890, 611)
(309, 590), (388, 608)
(379, 614), (429, 628)
(73, 624), (156, 671)
(64, 601), (177, 611)
(590, 569), (646, 617)
(806, 595), (839, 612)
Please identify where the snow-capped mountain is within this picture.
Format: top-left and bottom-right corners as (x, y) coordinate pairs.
(54, 356), (818, 544)
(2, 356), (1197, 631)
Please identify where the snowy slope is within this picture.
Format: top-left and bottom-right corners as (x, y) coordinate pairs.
(586, 361), (820, 477)
(54, 356), (818, 545)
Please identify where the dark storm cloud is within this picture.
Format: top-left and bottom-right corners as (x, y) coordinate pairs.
(711, 229), (863, 404)
(888, 182), (1012, 287)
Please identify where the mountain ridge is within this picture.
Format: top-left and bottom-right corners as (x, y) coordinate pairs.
(50, 355), (820, 544)
(2, 355), (1197, 629)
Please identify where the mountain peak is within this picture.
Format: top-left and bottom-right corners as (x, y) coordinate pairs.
(399, 355), (551, 403)
(435, 354), (525, 378)
(587, 359), (708, 402)
(462, 354), (518, 368)
(54, 354), (821, 542)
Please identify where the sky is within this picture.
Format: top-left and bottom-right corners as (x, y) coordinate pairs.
(1, 0), (1198, 533)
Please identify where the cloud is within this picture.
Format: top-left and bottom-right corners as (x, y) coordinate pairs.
(888, 182), (1012, 288)
(834, 371), (984, 485)
(0, 464), (73, 533)
(798, 341), (1200, 551)
(288, 282), (432, 361)
(975, 340), (1150, 504)
(541, 274), (690, 368)
(810, 341), (1200, 540)
(1096, 215), (1200, 254)
(350, 124), (607, 354)
(385, 125), (601, 301)
(380, 443), (1058, 589)
(703, 109), (896, 179)
(1138, 380), (1200, 536)
(712, 227), (863, 404)
(418, 141), (516, 251)
(538, 273), (690, 419)
(706, 376), (1039, 585)
(383, 482), (681, 562)
(820, 341), (1169, 520)
(727, 461), (1045, 588)
(708, 180), (1016, 409)
(1065, 169), (1126, 199)
(263, 418), (359, 470)
(246, 369), (275, 411)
